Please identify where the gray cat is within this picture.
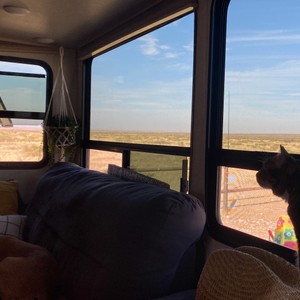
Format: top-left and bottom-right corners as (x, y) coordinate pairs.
(256, 145), (300, 255)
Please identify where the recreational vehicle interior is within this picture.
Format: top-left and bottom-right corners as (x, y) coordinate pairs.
(0, 0), (300, 299)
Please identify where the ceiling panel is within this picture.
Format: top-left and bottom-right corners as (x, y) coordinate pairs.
(0, 0), (155, 48)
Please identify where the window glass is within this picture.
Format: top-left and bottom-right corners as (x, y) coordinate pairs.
(87, 149), (188, 191)
(90, 131), (190, 146)
(219, 0), (299, 250)
(88, 149), (122, 173)
(130, 152), (189, 191)
(0, 74), (46, 112)
(90, 13), (194, 147)
(0, 61), (46, 112)
(219, 167), (296, 249)
(0, 60), (47, 162)
(223, 0), (300, 154)
(219, 167), (298, 250)
(219, 167), (285, 238)
(0, 119), (43, 161)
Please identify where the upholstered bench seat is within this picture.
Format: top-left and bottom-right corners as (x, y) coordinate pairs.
(23, 162), (206, 300)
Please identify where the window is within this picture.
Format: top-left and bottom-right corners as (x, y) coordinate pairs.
(223, 0), (300, 154)
(86, 12), (194, 191)
(90, 14), (193, 147)
(209, 0), (300, 258)
(130, 152), (189, 191)
(88, 149), (122, 173)
(0, 58), (49, 164)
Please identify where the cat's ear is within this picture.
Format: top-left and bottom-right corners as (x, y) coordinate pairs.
(276, 145), (289, 167)
(280, 145), (289, 156)
(279, 145), (297, 174)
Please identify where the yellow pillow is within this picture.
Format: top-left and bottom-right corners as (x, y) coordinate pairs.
(0, 180), (18, 215)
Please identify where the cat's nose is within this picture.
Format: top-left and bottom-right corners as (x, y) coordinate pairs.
(256, 171), (262, 185)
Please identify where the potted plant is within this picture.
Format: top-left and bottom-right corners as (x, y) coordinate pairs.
(44, 115), (79, 164)
(44, 47), (79, 164)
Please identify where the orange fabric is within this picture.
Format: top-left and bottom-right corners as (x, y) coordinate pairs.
(0, 180), (18, 215)
(0, 236), (60, 299)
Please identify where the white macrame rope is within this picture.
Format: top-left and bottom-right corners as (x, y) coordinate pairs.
(44, 46), (78, 127)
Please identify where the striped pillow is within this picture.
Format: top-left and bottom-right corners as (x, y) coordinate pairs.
(0, 215), (27, 240)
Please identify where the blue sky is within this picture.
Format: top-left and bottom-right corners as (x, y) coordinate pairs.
(91, 0), (300, 134)
(91, 14), (194, 132)
(224, 0), (300, 134)
(2, 1), (300, 134)
(0, 62), (46, 112)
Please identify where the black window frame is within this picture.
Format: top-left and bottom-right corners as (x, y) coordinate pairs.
(0, 56), (52, 169)
(82, 11), (195, 192)
(206, 0), (297, 262)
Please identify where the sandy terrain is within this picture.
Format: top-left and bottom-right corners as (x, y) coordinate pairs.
(219, 167), (289, 243)
(0, 128), (297, 247)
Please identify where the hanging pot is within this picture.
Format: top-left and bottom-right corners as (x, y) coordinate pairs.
(44, 125), (78, 148)
(43, 47), (79, 162)
(44, 115), (78, 147)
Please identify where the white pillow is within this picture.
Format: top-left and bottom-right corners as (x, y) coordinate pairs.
(0, 215), (27, 240)
(107, 164), (170, 189)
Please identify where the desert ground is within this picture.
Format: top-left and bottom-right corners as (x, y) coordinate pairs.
(219, 167), (289, 242)
(1, 128), (299, 247)
(221, 134), (299, 246)
(0, 126), (43, 161)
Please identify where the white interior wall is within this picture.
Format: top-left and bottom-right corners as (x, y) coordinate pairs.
(0, 43), (81, 203)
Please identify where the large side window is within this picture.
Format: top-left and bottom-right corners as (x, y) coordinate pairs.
(86, 13), (194, 191)
(210, 0), (300, 257)
(0, 58), (49, 164)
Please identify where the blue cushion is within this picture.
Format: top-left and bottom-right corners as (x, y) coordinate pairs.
(24, 162), (206, 299)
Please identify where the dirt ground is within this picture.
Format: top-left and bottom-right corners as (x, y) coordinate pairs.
(220, 193), (288, 241)
(219, 167), (290, 243)
(0, 128), (295, 246)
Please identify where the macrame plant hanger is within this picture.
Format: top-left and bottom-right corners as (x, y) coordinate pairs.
(44, 46), (78, 163)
